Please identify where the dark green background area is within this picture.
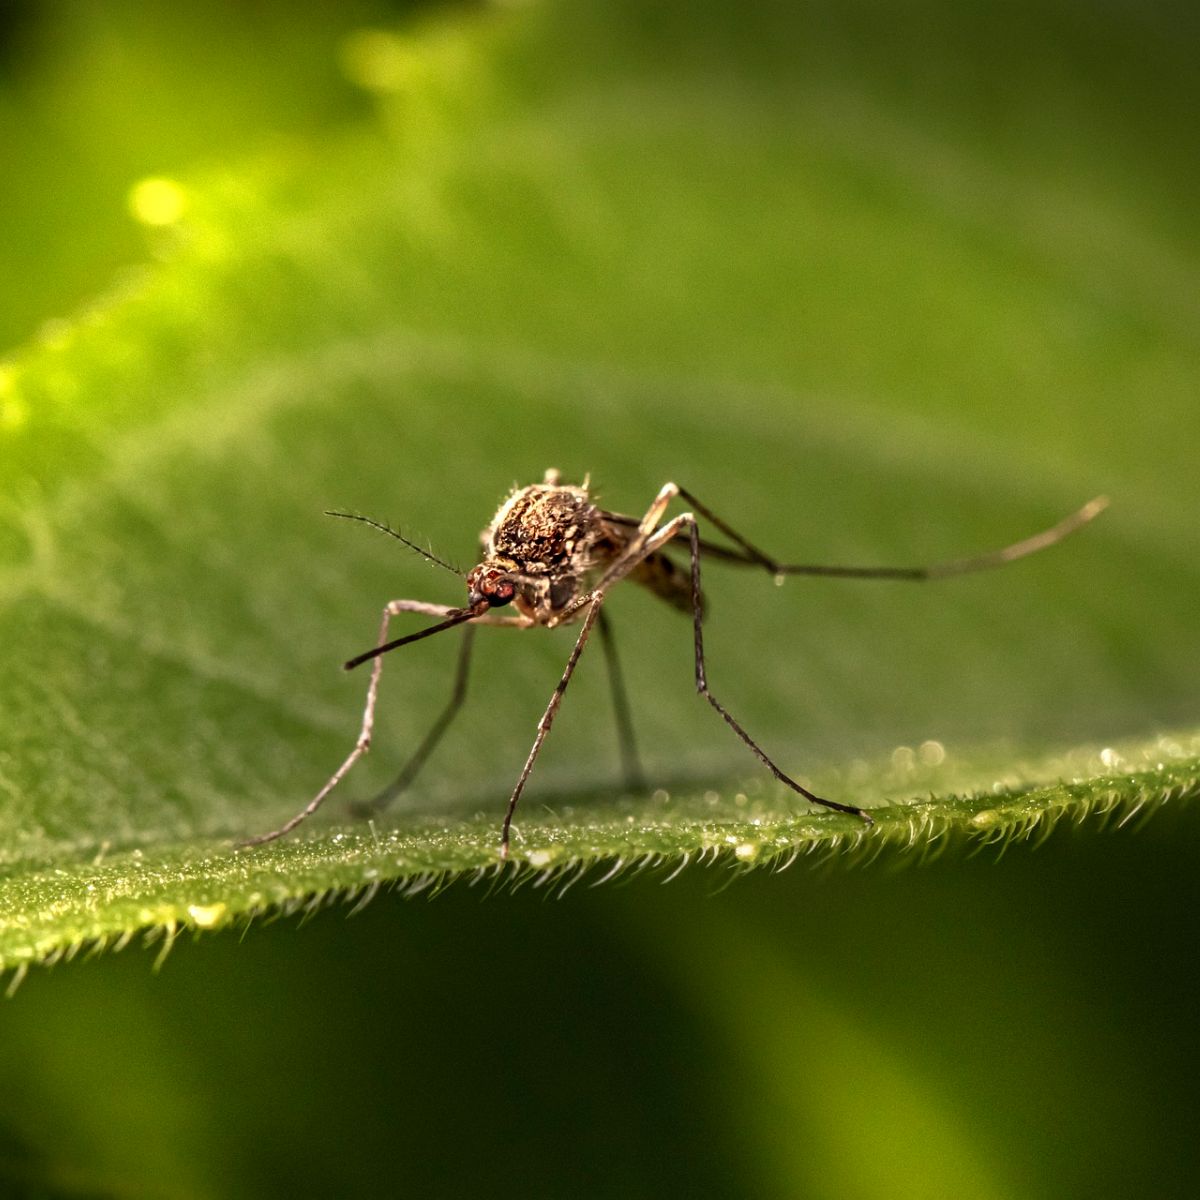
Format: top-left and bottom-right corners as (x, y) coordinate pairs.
(1, 1), (1198, 1197)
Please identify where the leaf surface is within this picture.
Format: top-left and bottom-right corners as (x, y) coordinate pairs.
(2, 0), (1197, 969)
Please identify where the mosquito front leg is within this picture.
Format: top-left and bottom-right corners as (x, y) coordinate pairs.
(501, 597), (605, 859)
(238, 598), (463, 848)
(354, 624), (476, 817)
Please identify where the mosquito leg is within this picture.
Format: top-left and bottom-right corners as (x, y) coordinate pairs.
(353, 624), (476, 817)
(238, 598), (462, 848)
(637, 482), (680, 536)
(501, 597), (605, 859)
(597, 608), (645, 791)
(678, 514), (873, 824)
(555, 484), (684, 628)
(589, 482), (681, 598)
(667, 489), (1108, 581)
(566, 503), (873, 825)
(670, 486), (777, 569)
(590, 510), (873, 824)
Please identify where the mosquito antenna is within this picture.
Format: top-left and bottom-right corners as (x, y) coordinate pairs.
(343, 606), (479, 671)
(325, 510), (463, 578)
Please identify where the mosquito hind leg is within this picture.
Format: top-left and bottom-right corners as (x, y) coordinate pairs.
(667, 487), (1107, 582)
(597, 608), (645, 792)
(610, 510), (870, 824)
(567, 502), (874, 828)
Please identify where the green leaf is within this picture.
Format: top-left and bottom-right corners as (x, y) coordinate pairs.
(2, 0), (1198, 971)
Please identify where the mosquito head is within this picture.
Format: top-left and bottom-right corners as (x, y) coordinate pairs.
(467, 563), (518, 609)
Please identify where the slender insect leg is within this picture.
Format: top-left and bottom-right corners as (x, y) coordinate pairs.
(575, 511), (873, 825)
(583, 482), (682, 605)
(557, 483), (685, 626)
(501, 598), (605, 859)
(637, 482), (680, 536)
(354, 624), (476, 816)
(238, 599), (463, 848)
(597, 608), (645, 791)
(665, 488), (1108, 581)
(609, 481), (679, 581)
(677, 514), (872, 823)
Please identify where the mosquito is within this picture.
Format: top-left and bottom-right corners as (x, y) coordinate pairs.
(240, 470), (1108, 859)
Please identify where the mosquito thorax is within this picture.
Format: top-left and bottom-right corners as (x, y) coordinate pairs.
(484, 481), (598, 574)
(475, 475), (611, 624)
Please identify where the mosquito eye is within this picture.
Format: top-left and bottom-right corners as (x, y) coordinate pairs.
(487, 580), (516, 607)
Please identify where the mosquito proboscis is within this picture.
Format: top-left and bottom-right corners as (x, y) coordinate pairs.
(239, 471), (1108, 859)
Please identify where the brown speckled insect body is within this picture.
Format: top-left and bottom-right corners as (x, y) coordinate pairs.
(470, 471), (691, 626)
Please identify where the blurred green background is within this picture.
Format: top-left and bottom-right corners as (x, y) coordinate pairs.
(1, 1), (1198, 1197)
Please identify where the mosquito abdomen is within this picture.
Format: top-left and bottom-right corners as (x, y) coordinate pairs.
(630, 550), (702, 616)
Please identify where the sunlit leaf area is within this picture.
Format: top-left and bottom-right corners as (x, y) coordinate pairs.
(1, 1), (1197, 1196)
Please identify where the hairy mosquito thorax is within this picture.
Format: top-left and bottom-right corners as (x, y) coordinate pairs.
(470, 470), (611, 623)
(467, 468), (697, 620)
